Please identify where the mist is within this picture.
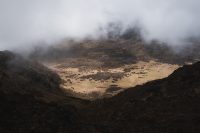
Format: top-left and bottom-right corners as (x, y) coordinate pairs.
(0, 0), (200, 50)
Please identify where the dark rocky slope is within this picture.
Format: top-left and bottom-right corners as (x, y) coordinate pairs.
(0, 51), (60, 94)
(0, 51), (90, 133)
(86, 62), (200, 133)
(30, 36), (200, 67)
(0, 51), (200, 133)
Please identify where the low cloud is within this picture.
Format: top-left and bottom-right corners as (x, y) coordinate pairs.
(0, 0), (200, 50)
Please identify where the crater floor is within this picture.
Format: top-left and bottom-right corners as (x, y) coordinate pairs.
(45, 60), (179, 99)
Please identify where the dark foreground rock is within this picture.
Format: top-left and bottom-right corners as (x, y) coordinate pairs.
(87, 62), (200, 133)
(0, 51), (90, 133)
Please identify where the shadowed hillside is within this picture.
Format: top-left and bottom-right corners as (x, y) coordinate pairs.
(0, 51), (200, 133)
(0, 51), (90, 133)
(86, 62), (200, 133)
(30, 32), (200, 66)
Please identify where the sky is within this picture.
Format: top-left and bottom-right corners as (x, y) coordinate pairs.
(0, 0), (200, 50)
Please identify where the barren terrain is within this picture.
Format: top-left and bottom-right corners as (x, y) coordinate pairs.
(45, 60), (178, 99)
(34, 39), (187, 99)
(1, 48), (200, 133)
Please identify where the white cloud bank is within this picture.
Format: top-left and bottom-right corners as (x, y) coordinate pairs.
(0, 0), (200, 50)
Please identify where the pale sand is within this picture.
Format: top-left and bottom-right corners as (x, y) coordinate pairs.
(46, 61), (179, 95)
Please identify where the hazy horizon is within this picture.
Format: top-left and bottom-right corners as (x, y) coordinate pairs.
(0, 0), (200, 50)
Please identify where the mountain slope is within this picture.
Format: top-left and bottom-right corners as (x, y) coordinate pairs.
(30, 37), (200, 66)
(86, 62), (200, 133)
(0, 51), (90, 133)
(0, 51), (200, 133)
(0, 51), (61, 94)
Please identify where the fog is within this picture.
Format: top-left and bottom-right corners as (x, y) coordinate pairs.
(0, 0), (200, 50)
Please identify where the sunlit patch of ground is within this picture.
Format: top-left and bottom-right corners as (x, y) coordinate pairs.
(45, 60), (179, 99)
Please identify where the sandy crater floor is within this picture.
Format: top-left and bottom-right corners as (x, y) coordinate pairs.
(46, 60), (179, 98)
